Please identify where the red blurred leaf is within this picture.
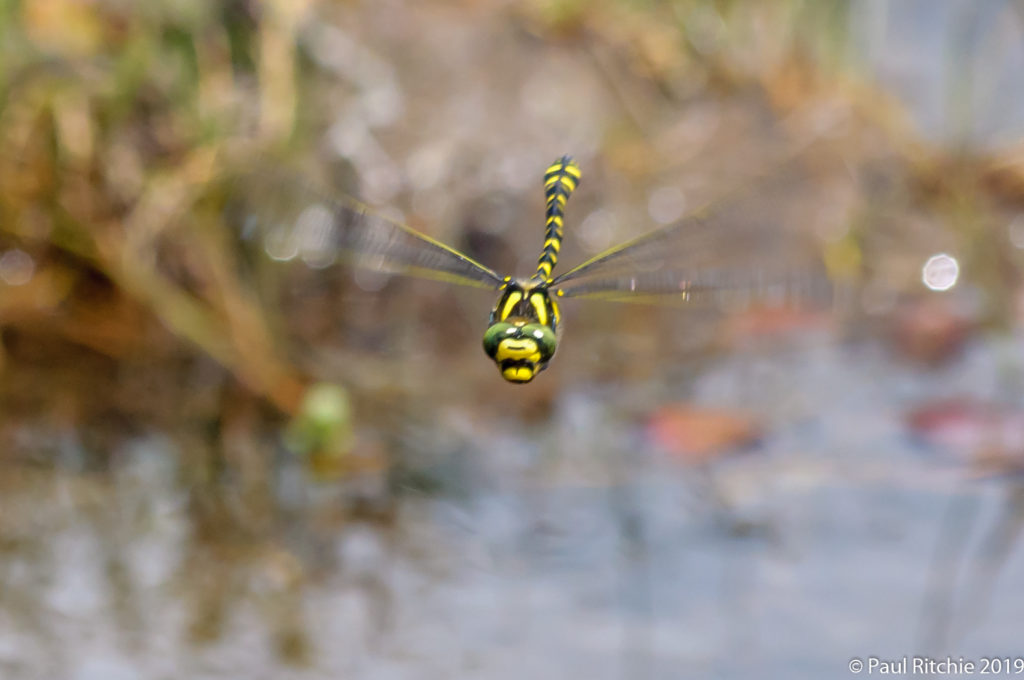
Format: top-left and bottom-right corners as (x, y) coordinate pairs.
(906, 399), (1024, 475)
(725, 305), (830, 344)
(891, 299), (974, 365)
(648, 404), (761, 464)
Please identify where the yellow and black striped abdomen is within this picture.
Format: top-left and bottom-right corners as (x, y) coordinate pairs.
(535, 156), (581, 281)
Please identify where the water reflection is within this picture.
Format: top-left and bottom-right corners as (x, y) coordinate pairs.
(3, 328), (1024, 678)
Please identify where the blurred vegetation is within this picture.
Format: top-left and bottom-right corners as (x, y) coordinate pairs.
(2, 0), (1023, 481)
(2, 0), (1023, 476)
(1, 1), (1024, 665)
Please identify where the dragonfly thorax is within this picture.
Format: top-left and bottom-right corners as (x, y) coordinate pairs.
(482, 280), (561, 383)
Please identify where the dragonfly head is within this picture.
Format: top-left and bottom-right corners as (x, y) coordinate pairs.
(482, 319), (558, 384)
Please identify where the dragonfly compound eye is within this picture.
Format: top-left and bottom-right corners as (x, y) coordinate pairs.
(482, 322), (516, 359)
(520, 324), (557, 362)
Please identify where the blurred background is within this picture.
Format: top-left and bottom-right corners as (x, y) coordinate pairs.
(2, 0), (1024, 678)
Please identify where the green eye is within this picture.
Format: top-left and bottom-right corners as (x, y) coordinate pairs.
(482, 322), (515, 358)
(521, 324), (557, 361)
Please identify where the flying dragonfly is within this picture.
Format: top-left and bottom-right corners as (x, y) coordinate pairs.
(237, 156), (829, 383)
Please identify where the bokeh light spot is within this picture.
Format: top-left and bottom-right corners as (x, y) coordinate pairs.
(647, 186), (687, 225)
(922, 253), (959, 291)
(0, 249), (35, 286)
(579, 209), (615, 254)
(264, 225), (298, 262)
(1008, 215), (1024, 248)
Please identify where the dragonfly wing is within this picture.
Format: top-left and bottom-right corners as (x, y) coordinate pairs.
(551, 265), (831, 308)
(550, 168), (832, 308)
(230, 169), (506, 290)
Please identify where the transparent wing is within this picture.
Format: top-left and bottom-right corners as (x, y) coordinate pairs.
(229, 169), (506, 290)
(550, 166), (832, 308)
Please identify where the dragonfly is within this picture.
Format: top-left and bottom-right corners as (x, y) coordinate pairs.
(238, 156), (828, 384)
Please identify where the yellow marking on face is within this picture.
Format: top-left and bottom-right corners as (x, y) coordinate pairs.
(501, 291), (523, 321)
(543, 238), (561, 252)
(548, 299), (565, 325)
(530, 293), (548, 326)
(495, 338), (541, 363)
(502, 365), (536, 383)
